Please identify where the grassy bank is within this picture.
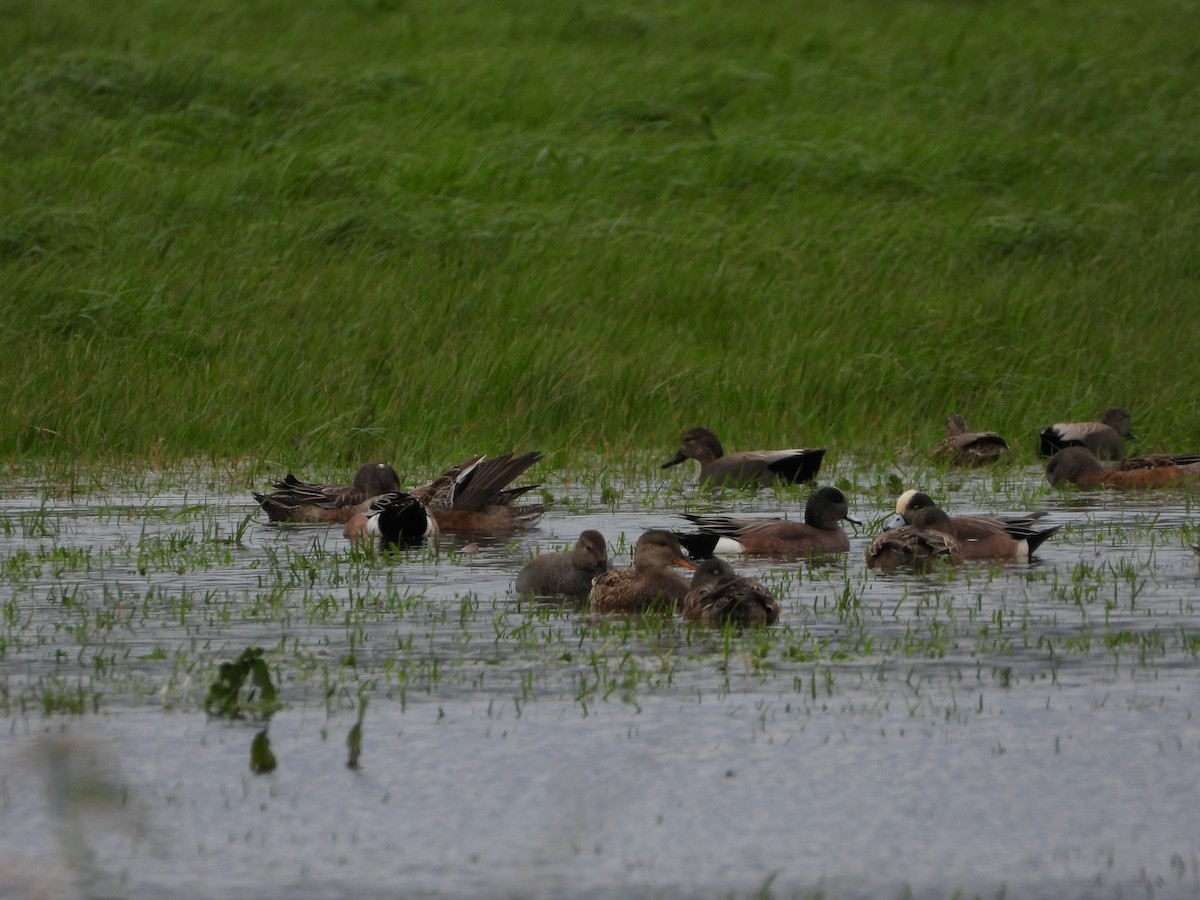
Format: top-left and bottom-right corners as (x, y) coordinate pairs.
(2, 0), (1198, 473)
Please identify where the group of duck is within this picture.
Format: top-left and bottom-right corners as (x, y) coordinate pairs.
(251, 409), (1198, 629)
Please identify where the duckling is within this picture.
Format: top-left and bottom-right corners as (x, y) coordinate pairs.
(515, 530), (611, 598)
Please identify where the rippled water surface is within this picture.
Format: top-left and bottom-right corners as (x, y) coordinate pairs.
(2, 462), (1199, 899)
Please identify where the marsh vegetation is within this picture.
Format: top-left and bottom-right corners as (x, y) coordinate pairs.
(3, 0), (1200, 895)
(2, 460), (1200, 897)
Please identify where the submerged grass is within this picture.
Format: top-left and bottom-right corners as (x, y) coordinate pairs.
(2, 470), (1198, 722)
(2, 0), (1199, 468)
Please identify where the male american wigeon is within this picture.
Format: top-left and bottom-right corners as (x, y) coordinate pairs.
(865, 505), (963, 570)
(412, 451), (548, 532)
(676, 486), (858, 558)
(588, 530), (697, 614)
(681, 558), (780, 628)
(895, 489), (1060, 561)
(1038, 407), (1136, 460)
(1045, 446), (1200, 489)
(662, 427), (825, 489)
(932, 414), (1009, 466)
(343, 491), (439, 549)
(253, 462), (402, 524)
(515, 530), (611, 598)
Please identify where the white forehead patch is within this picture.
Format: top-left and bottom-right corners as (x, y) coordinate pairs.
(895, 489), (920, 515)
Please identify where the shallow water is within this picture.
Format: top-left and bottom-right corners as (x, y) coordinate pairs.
(1, 463), (1200, 899)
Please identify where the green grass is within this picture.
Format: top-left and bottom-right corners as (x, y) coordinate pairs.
(2, 0), (1199, 470)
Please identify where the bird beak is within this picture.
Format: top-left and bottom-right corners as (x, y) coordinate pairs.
(662, 452), (687, 469)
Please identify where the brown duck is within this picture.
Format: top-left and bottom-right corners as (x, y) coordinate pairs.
(588, 530), (697, 614)
(682, 558), (780, 628)
(866, 503), (963, 570)
(254, 462), (402, 524)
(412, 451), (548, 532)
(1046, 446), (1200, 489)
(895, 490), (1060, 561)
(676, 486), (857, 558)
(662, 427), (825, 489)
(933, 414), (1009, 467)
(1038, 407), (1135, 460)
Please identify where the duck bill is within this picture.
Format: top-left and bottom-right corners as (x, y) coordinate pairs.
(674, 556), (698, 570)
(662, 452), (687, 469)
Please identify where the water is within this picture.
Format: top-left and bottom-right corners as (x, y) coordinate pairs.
(2, 463), (1199, 899)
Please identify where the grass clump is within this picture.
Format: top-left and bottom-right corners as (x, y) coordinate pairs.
(203, 645), (281, 719)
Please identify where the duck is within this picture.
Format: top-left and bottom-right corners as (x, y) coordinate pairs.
(676, 486), (858, 558)
(514, 530), (611, 598)
(681, 558), (780, 628)
(895, 489), (1060, 561)
(1038, 407), (1135, 460)
(865, 504), (963, 570)
(410, 451), (547, 532)
(343, 491), (439, 549)
(932, 414), (1009, 466)
(588, 530), (697, 614)
(253, 462), (401, 524)
(1045, 446), (1200, 489)
(662, 427), (825, 489)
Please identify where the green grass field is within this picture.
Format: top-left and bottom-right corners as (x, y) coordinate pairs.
(3, 0), (1199, 474)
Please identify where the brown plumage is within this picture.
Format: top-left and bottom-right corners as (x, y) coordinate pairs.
(515, 530), (611, 598)
(588, 530), (697, 614)
(895, 490), (1060, 561)
(1038, 407), (1135, 460)
(933, 414), (1009, 466)
(1046, 446), (1200, 489)
(866, 504), (963, 570)
(676, 486), (857, 558)
(412, 452), (547, 532)
(682, 558), (780, 628)
(254, 463), (402, 524)
(662, 427), (825, 489)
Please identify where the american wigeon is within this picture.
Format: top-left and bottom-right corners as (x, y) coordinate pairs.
(1038, 407), (1135, 459)
(515, 530), (611, 598)
(676, 486), (858, 558)
(343, 491), (439, 549)
(413, 451), (547, 532)
(588, 530), (697, 614)
(933, 414), (1009, 466)
(682, 558), (780, 628)
(1045, 446), (1200, 489)
(895, 490), (1060, 561)
(865, 506), (963, 570)
(253, 462), (401, 524)
(662, 427), (825, 489)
